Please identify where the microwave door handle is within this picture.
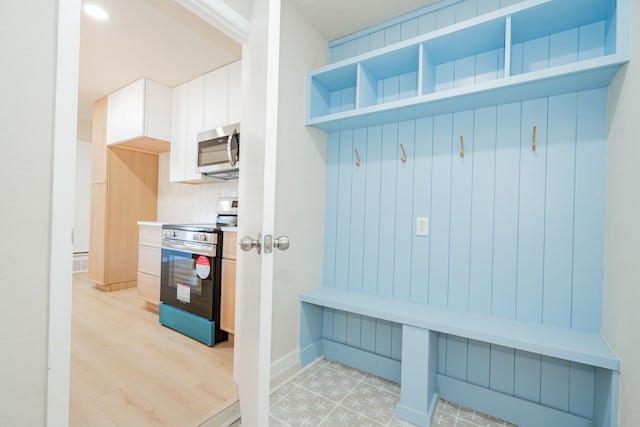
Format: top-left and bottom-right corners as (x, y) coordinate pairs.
(227, 131), (237, 167)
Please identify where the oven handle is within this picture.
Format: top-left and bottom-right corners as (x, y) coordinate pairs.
(161, 241), (215, 257)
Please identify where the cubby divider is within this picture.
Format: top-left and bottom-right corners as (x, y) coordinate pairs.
(357, 44), (420, 108)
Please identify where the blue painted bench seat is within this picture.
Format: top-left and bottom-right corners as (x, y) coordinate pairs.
(299, 287), (619, 426)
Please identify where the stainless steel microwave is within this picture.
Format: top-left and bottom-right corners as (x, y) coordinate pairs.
(196, 123), (240, 181)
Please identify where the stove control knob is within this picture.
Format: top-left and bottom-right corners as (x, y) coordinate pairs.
(194, 233), (207, 242)
(164, 230), (176, 238)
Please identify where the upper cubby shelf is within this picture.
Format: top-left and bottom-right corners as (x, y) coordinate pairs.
(306, 0), (630, 132)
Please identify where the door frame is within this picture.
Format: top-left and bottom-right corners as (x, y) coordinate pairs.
(47, 2), (250, 425)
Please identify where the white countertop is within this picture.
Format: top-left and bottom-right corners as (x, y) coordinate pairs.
(220, 226), (237, 232)
(137, 221), (164, 227)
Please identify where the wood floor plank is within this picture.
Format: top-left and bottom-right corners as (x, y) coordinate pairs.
(70, 273), (238, 426)
(69, 379), (118, 427)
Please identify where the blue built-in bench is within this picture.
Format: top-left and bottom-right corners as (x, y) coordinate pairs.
(299, 288), (619, 427)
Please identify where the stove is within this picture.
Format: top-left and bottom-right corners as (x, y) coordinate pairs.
(158, 197), (238, 346)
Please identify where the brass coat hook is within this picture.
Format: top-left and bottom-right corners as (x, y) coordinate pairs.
(354, 148), (361, 167)
(400, 143), (407, 163)
(459, 136), (465, 158)
(532, 126), (537, 151)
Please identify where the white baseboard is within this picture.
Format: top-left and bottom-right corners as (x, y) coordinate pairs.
(270, 348), (301, 392)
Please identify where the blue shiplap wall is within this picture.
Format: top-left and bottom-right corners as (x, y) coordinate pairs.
(323, 88), (606, 331)
(330, 0), (525, 63)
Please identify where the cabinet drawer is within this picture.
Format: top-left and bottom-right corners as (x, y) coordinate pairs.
(139, 224), (162, 247)
(222, 232), (237, 260)
(137, 272), (160, 305)
(138, 245), (161, 275)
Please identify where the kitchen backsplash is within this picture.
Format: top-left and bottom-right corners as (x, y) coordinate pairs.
(156, 153), (238, 223)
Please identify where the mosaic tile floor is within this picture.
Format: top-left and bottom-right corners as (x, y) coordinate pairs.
(269, 357), (517, 427)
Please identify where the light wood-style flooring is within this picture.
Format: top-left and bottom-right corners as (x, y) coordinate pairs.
(70, 272), (238, 427)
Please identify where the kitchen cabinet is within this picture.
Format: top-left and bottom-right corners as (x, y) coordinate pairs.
(107, 78), (171, 153)
(227, 60), (242, 125)
(203, 65), (229, 130)
(137, 223), (162, 311)
(169, 60), (242, 183)
(169, 76), (205, 182)
(221, 231), (237, 334)
(88, 96), (159, 291)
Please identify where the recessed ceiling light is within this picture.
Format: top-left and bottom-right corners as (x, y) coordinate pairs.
(83, 4), (109, 21)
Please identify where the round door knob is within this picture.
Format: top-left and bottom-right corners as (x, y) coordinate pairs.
(239, 233), (262, 254)
(273, 236), (290, 251)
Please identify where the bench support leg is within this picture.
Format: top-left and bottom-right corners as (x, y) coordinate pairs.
(299, 302), (323, 367)
(396, 326), (439, 427)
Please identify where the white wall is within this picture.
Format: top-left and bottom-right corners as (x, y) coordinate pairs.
(0, 1), (57, 425)
(74, 141), (92, 253)
(603, 3), (640, 424)
(156, 152), (238, 223)
(271, 0), (328, 362)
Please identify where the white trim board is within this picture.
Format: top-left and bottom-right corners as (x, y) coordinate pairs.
(47, 0), (80, 426)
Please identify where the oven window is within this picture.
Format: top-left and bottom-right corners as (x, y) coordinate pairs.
(164, 252), (203, 296)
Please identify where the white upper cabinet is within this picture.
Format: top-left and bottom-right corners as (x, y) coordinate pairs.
(169, 82), (188, 182)
(170, 76), (205, 183)
(170, 60), (242, 183)
(227, 60), (242, 125)
(106, 78), (172, 152)
(203, 65), (230, 130)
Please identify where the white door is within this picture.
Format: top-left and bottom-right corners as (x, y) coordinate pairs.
(233, 0), (329, 424)
(233, 0), (282, 424)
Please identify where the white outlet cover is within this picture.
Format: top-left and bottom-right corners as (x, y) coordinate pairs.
(416, 217), (429, 236)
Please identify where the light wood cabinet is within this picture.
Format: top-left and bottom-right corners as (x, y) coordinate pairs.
(88, 96), (159, 292)
(137, 223), (162, 311)
(221, 231), (237, 334)
(107, 78), (171, 154)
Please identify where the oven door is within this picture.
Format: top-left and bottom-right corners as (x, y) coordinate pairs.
(160, 248), (216, 320)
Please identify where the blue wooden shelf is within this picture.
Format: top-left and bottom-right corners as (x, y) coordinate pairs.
(306, 0), (630, 132)
(301, 287), (619, 371)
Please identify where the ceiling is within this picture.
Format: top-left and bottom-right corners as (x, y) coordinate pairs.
(289, 0), (440, 40)
(77, 0), (440, 142)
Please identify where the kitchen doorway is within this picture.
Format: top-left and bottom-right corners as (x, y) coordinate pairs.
(67, 0), (246, 425)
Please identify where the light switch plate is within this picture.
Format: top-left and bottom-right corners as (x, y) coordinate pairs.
(416, 217), (429, 236)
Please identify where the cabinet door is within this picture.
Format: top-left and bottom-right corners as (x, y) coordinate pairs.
(106, 89), (124, 144)
(221, 258), (236, 333)
(170, 82), (188, 182)
(122, 79), (145, 142)
(88, 182), (107, 284)
(222, 232), (237, 260)
(145, 79), (172, 142)
(91, 97), (108, 183)
(184, 76), (205, 181)
(227, 60), (242, 125)
(203, 66), (229, 130)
